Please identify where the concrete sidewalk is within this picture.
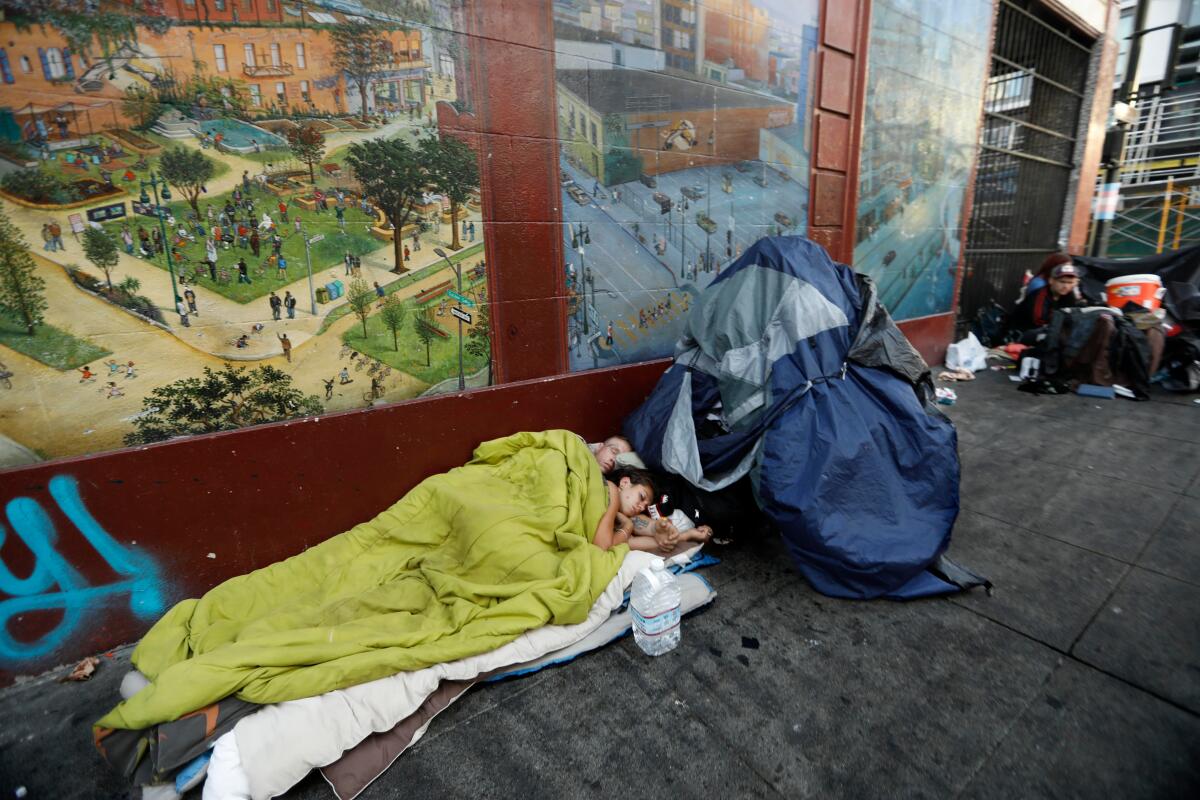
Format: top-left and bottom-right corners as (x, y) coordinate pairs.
(1, 368), (1198, 798)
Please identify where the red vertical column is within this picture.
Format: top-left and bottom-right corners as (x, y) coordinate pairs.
(809, 0), (872, 264)
(459, 0), (568, 384)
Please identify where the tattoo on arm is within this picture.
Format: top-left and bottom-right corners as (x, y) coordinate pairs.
(633, 516), (650, 530)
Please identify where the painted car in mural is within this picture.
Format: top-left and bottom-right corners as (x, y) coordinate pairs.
(553, 0), (820, 372)
(0, 0), (490, 466)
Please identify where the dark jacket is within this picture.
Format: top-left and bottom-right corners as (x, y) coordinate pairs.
(1011, 285), (1090, 332)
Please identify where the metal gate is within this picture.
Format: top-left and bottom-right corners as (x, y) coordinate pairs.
(960, 0), (1093, 325)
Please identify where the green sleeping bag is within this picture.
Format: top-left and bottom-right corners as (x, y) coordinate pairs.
(96, 430), (626, 731)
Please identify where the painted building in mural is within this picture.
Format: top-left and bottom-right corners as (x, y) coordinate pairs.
(0, 0), (488, 467)
(555, 0), (820, 373)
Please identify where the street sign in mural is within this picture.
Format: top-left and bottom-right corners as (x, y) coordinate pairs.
(0, 3), (490, 467)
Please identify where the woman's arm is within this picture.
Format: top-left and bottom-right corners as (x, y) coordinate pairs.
(592, 481), (622, 550)
(623, 515), (680, 554)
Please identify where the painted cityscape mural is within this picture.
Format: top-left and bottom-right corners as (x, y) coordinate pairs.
(553, 0), (819, 370)
(0, 0), (490, 466)
(853, 0), (993, 321)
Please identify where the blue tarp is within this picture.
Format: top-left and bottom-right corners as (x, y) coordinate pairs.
(625, 237), (974, 599)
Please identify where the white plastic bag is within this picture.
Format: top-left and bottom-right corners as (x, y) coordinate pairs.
(945, 333), (989, 372)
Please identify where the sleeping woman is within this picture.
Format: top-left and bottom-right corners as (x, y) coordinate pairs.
(591, 464), (713, 554)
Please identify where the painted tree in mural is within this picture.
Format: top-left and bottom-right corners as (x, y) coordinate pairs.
(330, 20), (393, 123)
(82, 227), (120, 290)
(465, 299), (492, 385)
(380, 295), (408, 351)
(288, 124), (327, 185)
(0, 209), (47, 335)
(121, 85), (163, 130)
(158, 147), (215, 219)
(346, 138), (425, 273)
(422, 135), (479, 251)
(347, 278), (375, 339)
(414, 316), (436, 366)
(124, 364), (323, 446)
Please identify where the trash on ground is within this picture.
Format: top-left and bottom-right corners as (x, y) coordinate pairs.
(60, 656), (100, 682)
(938, 367), (975, 382)
(945, 333), (988, 372)
(1076, 384), (1114, 399)
(935, 387), (957, 405)
(988, 342), (1029, 361)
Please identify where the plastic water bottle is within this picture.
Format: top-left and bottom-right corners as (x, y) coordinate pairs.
(631, 557), (681, 656)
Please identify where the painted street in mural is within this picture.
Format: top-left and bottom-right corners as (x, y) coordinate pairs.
(0, 1), (489, 465)
(853, 0), (994, 320)
(554, 0), (820, 370)
(0, 475), (163, 661)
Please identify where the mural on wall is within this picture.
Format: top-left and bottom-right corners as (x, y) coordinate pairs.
(0, 0), (491, 466)
(853, 0), (993, 321)
(553, 0), (819, 370)
(0, 474), (165, 662)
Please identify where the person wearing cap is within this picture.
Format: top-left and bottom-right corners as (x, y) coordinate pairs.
(1010, 261), (1091, 335)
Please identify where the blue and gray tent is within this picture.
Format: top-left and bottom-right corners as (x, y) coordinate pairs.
(624, 237), (987, 599)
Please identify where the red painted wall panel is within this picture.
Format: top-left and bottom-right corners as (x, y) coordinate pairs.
(0, 359), (670, 685)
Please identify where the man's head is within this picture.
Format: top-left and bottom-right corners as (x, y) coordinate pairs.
(610, 467), (654, 516)
(1049, 262), (1080, 297)
(590, 435), (632, 473)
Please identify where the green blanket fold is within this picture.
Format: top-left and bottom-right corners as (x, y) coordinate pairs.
(97, 430), (625, 731)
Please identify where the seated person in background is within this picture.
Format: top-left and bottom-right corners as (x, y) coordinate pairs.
(1010, 262), (1092, 337)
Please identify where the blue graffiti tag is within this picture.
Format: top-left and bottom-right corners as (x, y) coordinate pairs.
(0, 475), (165, 661)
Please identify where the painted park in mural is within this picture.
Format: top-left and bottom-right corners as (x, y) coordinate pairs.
(0, 0), (489, 466)
(553, 0), (820, 371)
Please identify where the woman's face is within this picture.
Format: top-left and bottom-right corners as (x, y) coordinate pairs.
(1050, 276), (1078, 297)
(617, 477), (651, 516)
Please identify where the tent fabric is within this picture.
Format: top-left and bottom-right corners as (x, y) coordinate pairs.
(625, 237), (975, 599)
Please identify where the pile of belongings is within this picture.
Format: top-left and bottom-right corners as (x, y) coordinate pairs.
(624, 237), (987, 600)
(1074, 244), (1200, 393)
(93, 431), (716, 799)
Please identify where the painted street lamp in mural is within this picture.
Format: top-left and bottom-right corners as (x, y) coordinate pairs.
(433, 248), (465, 392)
(583, 265), (596, 343)
(570, 223), (591, 335)
(138, 174), (180, 314)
